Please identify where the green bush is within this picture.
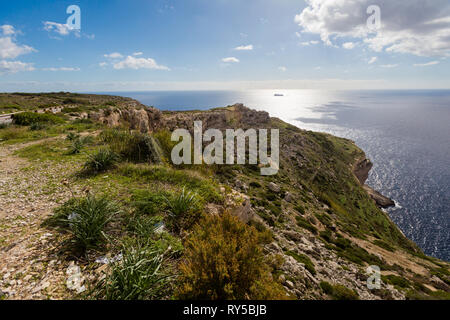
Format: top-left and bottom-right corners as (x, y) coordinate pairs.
(285, 251), (316, 275)
(176, 213), (287, 300)
(100, 129), (162, 163)
(320, 281), (359, 300)
(13, 112), (64, 126)
(83, 148), (119, 173)
(296, 216), (318, 234)
(53, 195), (121, 251)
(29, 122), (47, 131)
(94, 241), (170, 300)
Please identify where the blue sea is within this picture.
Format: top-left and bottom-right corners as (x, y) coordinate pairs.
(99, 90), (450, 261)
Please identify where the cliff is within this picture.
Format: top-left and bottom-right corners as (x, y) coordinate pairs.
(0, 93), (448, 300)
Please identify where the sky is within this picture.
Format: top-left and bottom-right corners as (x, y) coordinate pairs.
(0, 0), (450, 92)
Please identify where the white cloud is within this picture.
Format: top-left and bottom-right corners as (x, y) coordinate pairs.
(42, 67), (80, 71)
(1, 25), (16, 36)
(381, 64), (399, 68)
(104, 52), (123, 59)
(278, 66), (287, 72)
(222, 57), (240, 63)
(113, 55), (170, 70)
(413, 61), (440, 67)
(99, 62), (108, 67)
(368, 57), (378, 64)
(0, 35), (35, 59)
(43, 21), (72, 36)
(0, 60), (34, 74)
(295, 0), (450, 57)
(133, 52), (143, 56)
(300, 40), (319, 46)
(234, 45), (253, 51)
(342, 42), (355, 50)
(295, 32), (302, 38)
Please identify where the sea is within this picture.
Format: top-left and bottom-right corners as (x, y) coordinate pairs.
(97, 90), (450, 261)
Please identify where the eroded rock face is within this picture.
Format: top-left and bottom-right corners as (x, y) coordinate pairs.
(353, 158), (395, 209)
(353, 158), (373, 185)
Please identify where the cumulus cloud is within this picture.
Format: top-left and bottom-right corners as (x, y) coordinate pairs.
(295, 0), (450, 57)
(43, 21), (73, 36)
(413, 61), (440, 67)
(234, 45), (253, 51)
(133, 52), (143, 56)
(0, 36), (35, 59)
(222, 57), (240, 63)
(368, 57), (377, 64)
(0, 60), (34, 74)
(113, 55), (170, 70)
(1, 25), (16, 36)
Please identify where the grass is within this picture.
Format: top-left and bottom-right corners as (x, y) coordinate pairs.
(83, 148), (120, 173)
(285, 251), (316, 275)
(92, 240), (171, 300)
(165, 187), (201, 232)
(47, 195), (121, 252)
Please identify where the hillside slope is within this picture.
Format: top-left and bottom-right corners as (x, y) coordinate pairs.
(0, 93), (448, 300)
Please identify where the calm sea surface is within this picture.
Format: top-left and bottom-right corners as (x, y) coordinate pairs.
(97, 90), (450, 261)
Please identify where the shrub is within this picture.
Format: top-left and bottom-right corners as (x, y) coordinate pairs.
(100, 129), (162, 163)
(94, 240), (170, 300)
(29, 122), (47, 131)
(83, 148), (119, 173)
(176, 213), (286, 300)
(0, 123), (8, 130)
(165, 188), (201, 232)
(55, 195), (121, 251)
(296, 216), (318, 234)
(285, 251), (316, 275)
(320, 281), (359, 300)
(13, 112), (64, 126)
(67, 135), (93, 155)
(331, 284), (359, 300)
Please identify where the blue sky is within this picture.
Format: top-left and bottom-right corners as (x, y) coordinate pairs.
(0, 0), (449, 91)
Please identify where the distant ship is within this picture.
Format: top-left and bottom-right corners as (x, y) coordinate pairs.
(274, 93), (284, 97)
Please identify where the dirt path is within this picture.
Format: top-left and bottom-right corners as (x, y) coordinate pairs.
(0, 139), (75, 299)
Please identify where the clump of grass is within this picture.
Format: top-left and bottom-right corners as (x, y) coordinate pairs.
(127, 214), (163, 239)
(131, 190), (170, 216)
(66, 132), (81, 141)
(285, 251), (316, 275)
(48, 195), (121, 251)
(67, 135), (93, 155)
(83, 148), (119, 173)
(320, 281), (359, 300)
(296, 216), (318, 234)
(165, 187), (201, 232)
(93, 240), (171, 300)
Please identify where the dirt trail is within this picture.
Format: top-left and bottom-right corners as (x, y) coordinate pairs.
(0, 138), (73, 299)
